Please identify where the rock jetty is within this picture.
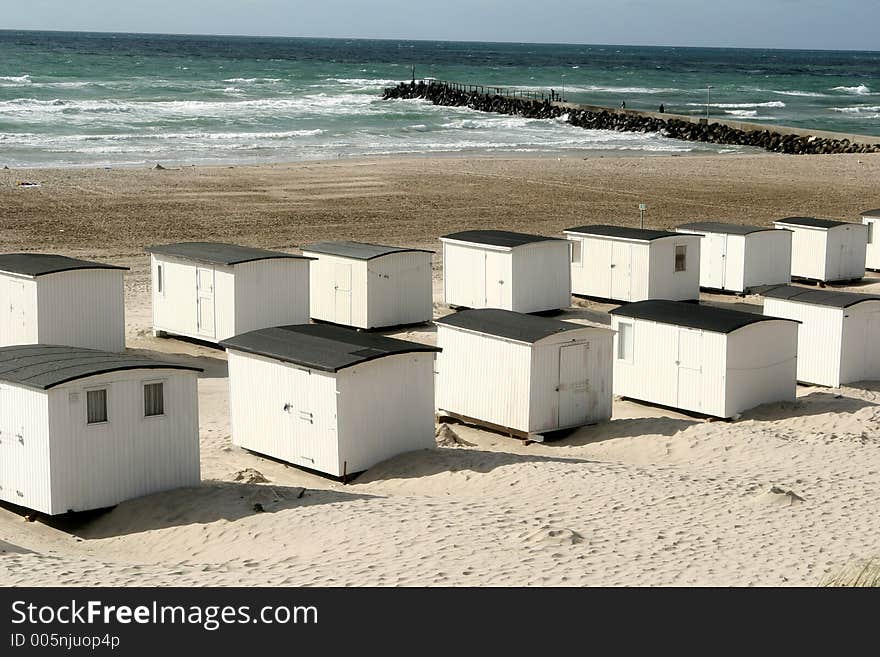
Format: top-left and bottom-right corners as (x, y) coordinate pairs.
(382, 81), (880, 155)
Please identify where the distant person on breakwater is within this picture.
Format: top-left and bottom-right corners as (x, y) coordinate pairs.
(620, 101), (626, 109)
(658, 104), (665, 113)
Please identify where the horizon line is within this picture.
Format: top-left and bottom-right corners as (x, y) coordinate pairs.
(2, 27), (879, 54)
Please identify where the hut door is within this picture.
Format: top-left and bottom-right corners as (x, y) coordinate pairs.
(196, 267), (215, 338)
(484, 250), (507, 309)
(610, 242), (632, 300)
(703, 233), (727, 289)
(676, 328), (703, 411)
(5, 279), (28, 344)
(334, 264), (352, 325)
(558, 342), (590, 427)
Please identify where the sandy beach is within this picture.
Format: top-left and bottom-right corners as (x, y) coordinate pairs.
(1, 152), (879, 586)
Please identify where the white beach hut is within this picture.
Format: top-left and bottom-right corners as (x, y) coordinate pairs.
(563, 225), (700, 302)
(146, 242), (312, 344)
(0, 254), (127, 352)
(675, 222), (792, 293)
(301, 240), (434, 329)
(772, 217), (867, 283)
(762, 285), (880, 387)
(861, 209), (880, 270)
(0, 345), (201, 515)
(440, 230), (571, 313)
(434, 309), (613, 440)
(609, 300), (798, 418)
(221, 324), (440, 478)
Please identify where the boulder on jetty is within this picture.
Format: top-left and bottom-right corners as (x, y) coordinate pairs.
(382, 81), (880, 155)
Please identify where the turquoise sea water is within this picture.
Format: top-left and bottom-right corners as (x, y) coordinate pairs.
(1, 31), (878, 167)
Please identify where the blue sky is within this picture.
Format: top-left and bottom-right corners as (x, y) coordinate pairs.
(6, 1), (879, 50)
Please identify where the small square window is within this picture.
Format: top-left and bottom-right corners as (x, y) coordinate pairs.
(144, 382), (164, 417)
(570, 239), (583, 266)
(617, 322), (633, 361)
(87, 389), (108, 424)
(675, 245), (687, 272)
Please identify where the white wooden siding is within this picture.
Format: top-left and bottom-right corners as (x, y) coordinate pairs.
(510, 241), (571, 312)
(46, 369), (200, 514)
(152, 254), (308, 343)
(0, 269), (124, 351)
(764, 297), (880, 387)
(646, 236), (701, 301)
(366, 252), (432, 327)
(742, 231), (791, 291)
(763, 298), (843, 386)
(780, 224), (866, 282)
(305, 251), (431, 329)
(724, 321), (797, 415)
(612, 316), (793, 418)
(36, 269), (125, 352)
(435, 323), (612, 434)
(435, 325), (533, 431)
(335, 353), (436, 474)
(568, 234), (699, 301)
(824, 224), (867, 281)
(0, 383), (52, 513)
(227, 350), (341, 475)
(678, 228), (791, 293)
(233, 258), (310, 334)
(228, 349), (435, 477)
(442, 240), (569, 312)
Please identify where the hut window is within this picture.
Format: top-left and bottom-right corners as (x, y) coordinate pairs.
(868, 222), (875, 245)
(157, 264), (164, 294)
(86, 389), (108, 424)
(144, 382), (165, 417)
(617, 322), (633, 361)
(674, 245), (687, 272)
(570, 240), (583, 266)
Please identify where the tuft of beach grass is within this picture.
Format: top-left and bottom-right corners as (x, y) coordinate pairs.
(821, 557), (880, 587)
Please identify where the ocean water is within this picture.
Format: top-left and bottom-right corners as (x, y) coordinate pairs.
(1, 31), (878, 167)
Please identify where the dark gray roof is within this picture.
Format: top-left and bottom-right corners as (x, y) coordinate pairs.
(0, 254), (128, 277)
(676, 222), (777, 236)
(146, 242), (312, 266)
(302, 240), (434, 260)
(861, 209), (880, 219)
(773, 217), (850, 229)
(763, 285), (880, 309)
(610, 300), (795, 334)
(564, 225), (679, 241)
(435, 308), (598, 343)
(220, 324), (440, 373)
(0, 345), (202, 390)
(441, 230), (563, 248)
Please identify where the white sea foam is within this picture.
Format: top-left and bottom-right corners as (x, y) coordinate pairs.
(832, 85), (871, 95)
(770, 89), (828, 98)
(829, 105), (880, 114)
(724, 110), (758, 118)
(0, 74), (31, 84)
(222, 77), (282, 84)
(328, 78), (400, 87)
(687, 101), (785, 109)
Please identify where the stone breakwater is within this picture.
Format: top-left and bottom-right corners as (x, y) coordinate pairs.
(382, 81), (880, 155)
